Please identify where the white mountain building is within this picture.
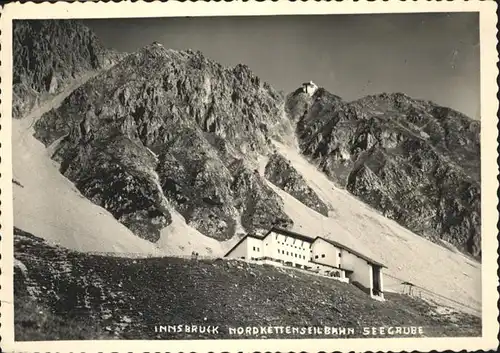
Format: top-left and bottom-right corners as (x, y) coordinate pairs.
(302, 80), (319, 96)
(224, 227), (386, 300)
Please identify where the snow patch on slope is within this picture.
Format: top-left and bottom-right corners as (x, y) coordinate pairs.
(13, 116), (163, 255)
(157, 211), (236, 256)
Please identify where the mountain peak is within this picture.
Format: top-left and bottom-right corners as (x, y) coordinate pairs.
(13, 19), (120, 119)
(286, 83), (481, 258)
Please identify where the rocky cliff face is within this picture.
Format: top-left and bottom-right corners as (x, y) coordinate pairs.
(286, 88), (481, 258)
(34, 43), (294, 242)
(13, 20), (123, 119)
(264, 153), (329, 216)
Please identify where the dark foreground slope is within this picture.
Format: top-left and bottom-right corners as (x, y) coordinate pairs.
(286, 88), (481, 258)
(14, 228), (480, 340)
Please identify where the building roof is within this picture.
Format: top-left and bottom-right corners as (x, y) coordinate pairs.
(315, 237), (386, 268)
(263, 227), (315, 243)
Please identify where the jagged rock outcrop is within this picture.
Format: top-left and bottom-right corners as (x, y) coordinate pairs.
(229, 159), (293, 233)
(286, 88), (481, 258)
(13, 20), (124, 119)
(34, 42), (294, 241)
(155, 130), (239, 240)
(264, 153), (329, 216)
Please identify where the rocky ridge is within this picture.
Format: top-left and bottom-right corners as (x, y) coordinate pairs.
(286, 87), (481, 258)
(33, 42), (295, 241)
(264, 152), (329, 216)
(13, 20), (124, 119)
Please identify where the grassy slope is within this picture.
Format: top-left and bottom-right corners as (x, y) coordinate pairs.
(14, 230), (480, 341)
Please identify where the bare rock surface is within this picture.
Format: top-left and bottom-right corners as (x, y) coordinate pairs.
(264, 152), (329, 216)
(286, 88), (481, 258)
(13, 20), (124, 119)
(33, 43), (294, 241)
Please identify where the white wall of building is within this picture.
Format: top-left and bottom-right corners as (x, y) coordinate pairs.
(246, 236), (264, 260)
(341, 249), (373, 293)
(311, 238), (341, 268)
(226, 237), (249, 259)
(262, 231), (312, 268)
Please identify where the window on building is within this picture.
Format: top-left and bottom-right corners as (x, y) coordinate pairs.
(287, 252), (289, 255)
(321, 254), (325, 258)
(315, 255), (318, 259)
(339, 253), (342, 257)
(253, 246), (256, 251)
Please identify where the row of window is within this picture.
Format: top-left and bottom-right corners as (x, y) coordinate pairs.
(277, 241), (306, 249)
(253, 245), (342, 259)
(312, 252), (342, 258)
(277, 249), (307, 260)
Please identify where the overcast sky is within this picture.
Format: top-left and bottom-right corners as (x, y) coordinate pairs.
(84, 12), (480, 119)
